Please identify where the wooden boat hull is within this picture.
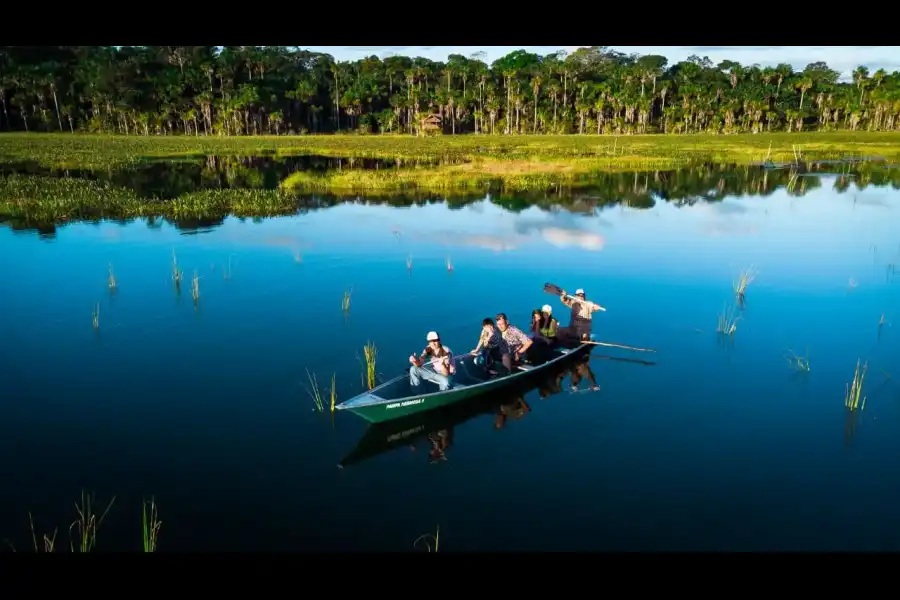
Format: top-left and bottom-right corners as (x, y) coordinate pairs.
(336, 341), (591, 424)
(339, 356), (577, 467)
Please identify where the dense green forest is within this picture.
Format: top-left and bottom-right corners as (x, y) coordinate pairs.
(1, 46), (899, 137)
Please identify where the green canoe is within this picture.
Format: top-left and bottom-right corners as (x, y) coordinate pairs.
(338, 354), (579, 468)
(335, 339), (592, 424)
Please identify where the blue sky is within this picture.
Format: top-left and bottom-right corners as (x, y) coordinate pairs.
(301, 46), (900, 80)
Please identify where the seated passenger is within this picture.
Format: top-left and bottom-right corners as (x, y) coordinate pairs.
(470, 317), (502, 374)
(495, 312), (533, 370)
(538, 304), (560, 340)
(409, 331), (455, 391)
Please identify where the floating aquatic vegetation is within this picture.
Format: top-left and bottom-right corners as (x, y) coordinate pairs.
(341, 289), (352, 313)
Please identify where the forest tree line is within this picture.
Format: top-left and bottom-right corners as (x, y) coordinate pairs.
(1, 46), (899, 137)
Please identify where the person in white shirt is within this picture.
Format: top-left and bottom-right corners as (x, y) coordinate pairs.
(409, 331), (455, 391)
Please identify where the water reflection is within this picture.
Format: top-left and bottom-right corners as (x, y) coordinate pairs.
(2, 161), (899, 239)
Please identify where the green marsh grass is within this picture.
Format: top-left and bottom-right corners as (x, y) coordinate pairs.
(414, 524), (440, 552)
(844, 360), (868, 412)
(716, 305), (740, 336)
(4, 132), (900, 220)
(342, 289), (352, 313)
(141, 497), (162, 552)
(68, 491), (115, 552)
(363, 342), (378, 390)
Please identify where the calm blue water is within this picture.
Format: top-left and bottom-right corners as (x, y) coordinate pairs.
(2, 171), (900, 551)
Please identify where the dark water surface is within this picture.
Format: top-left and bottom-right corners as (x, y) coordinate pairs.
(1, 166), (900, 551)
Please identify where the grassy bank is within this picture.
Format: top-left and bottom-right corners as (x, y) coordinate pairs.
(1, 132), (899, 222)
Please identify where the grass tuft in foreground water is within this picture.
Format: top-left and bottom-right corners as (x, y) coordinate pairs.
(716, 305), (740, 336)
(28, 513), (58, 552)
(414, 524), (440, 552)
(68, 491), (115, 552)
(141, 497), (162, 552)
(191, 270), (200, 303)
(342, 289), (352, 313)
(844, 359), (868, 412)
(304, 369), (329, 413)
(91, 303), (100, 330)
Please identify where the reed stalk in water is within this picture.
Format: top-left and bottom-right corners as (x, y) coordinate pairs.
(68, 491), (115, 552)
(91, 303), (100, 329)
(171, 250), (182, 286)
(305, 369), (326, 412)
(330, 374), (337, 412)
(342, 289), (352, 313)
(191, 270), (200, 302)
(733, 266), (757, 300)
(107, 263), (117, 291)
(414, 524), (440, 552)
(844, 359), (868, 412)
(141, 497), (162, 552)
(28, 513), (58, 552)
(363, 342), (377, 390)
(716, 305), (740, 336)
(785, 348), (810, 372)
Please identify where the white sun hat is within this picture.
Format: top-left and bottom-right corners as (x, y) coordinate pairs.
(575, 288), (585, 295)
(426, 331), (440, 341)
(541, 304), (552, 313)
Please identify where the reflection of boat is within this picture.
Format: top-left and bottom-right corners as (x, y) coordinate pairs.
(336, 339), (592, 424)
(338, 357), (578, 468)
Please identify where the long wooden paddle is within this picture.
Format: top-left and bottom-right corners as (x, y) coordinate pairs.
(584, 340), (656, 353)
(543, 282), (606, 311)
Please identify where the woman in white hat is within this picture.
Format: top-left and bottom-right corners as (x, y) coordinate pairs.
(409, 331), (455, 391)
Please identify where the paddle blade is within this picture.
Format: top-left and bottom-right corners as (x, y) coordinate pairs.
(543, 282), (564, 296)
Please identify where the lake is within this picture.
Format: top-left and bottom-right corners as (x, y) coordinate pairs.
(1, 161), (899, 551)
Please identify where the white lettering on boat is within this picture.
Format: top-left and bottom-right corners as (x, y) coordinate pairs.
(386, 398), (425, 409)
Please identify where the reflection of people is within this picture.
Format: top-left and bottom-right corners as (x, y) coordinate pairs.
(559, 288), (604, 341)
(538, 369), (567, 398)
(571, 353), (600, 392)
(494, 397), (531, 429)
(428, 429), (453, 463)
(409, 331), (455, 391)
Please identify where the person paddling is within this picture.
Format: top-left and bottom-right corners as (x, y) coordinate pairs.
(559, 288), (603, 341)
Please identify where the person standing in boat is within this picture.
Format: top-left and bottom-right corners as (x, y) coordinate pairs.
(409, 331), (455, 391)
(559, 288), (603, 341)
(495, 313), (533, 371)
